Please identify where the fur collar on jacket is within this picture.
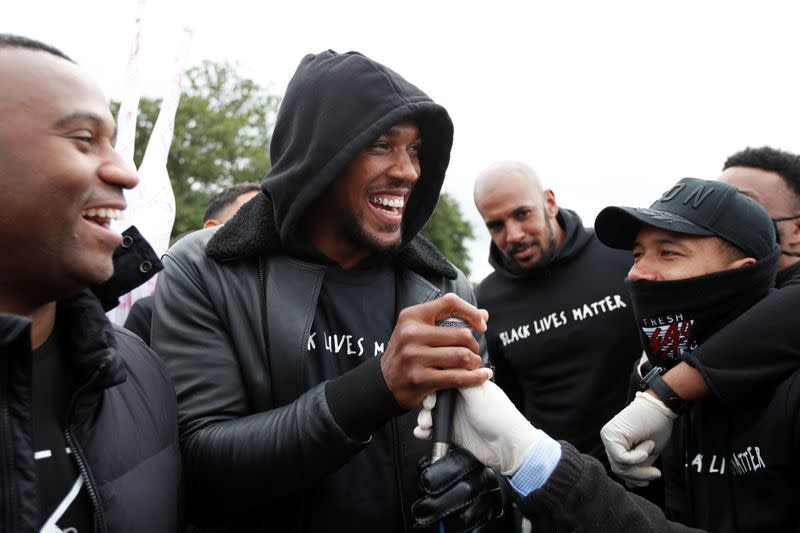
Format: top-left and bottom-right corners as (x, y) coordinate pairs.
(205, 193), (458, 280)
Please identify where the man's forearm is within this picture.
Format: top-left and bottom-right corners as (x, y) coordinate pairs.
(182, 383), (369, 519)
(520, 443), (704, 532)
(646, 362), (709, 403)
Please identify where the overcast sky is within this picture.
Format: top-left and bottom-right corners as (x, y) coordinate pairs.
(6, 0), (800, 280)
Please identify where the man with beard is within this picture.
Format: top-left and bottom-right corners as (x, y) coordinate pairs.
(602, 146), (800, 489)
(473, 161), (642, 469)
(151, 50), (508, 532)
(416, 177), (798, 532)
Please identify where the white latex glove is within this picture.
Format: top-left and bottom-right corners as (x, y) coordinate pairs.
(414, 381), (548, 476)
(600, 391), (679, 487)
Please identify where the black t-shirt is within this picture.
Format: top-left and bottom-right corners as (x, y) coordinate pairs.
(303, 260), (401, 532)
(32, 330), (94, 532)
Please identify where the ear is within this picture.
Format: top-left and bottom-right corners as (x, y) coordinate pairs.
(729, 256), (757, 269)
(543, 189), (558, 219)
(784, 218), (800, 249)
(203, 219), (220, 229)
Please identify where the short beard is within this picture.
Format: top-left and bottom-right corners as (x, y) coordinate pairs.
(342, 214), (403, 258)
(503, 217), (558, 274)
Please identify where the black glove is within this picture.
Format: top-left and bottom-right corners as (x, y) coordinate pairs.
(412, 448), (512, 532)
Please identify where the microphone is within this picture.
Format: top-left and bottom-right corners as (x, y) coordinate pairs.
(431, 318), (470, 462)
(431, 389), (456, 462)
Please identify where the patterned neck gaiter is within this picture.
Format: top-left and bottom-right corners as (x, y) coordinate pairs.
(625, 248), (778, 369)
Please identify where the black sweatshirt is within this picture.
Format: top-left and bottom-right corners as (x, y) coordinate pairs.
(662, 369), (800, 532)
(476, 209), (642, 463)
(652, 253), (800, 532)
(684, 261), (800, 403)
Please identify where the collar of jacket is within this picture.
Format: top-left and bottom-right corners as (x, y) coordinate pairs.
(1, 290), (126, 392)
(90, 225), (164, 312)
(205, 192), (458, 280)
(55, 289), (127, 391)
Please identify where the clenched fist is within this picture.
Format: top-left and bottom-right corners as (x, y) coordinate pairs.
(380, 293), (492, 409)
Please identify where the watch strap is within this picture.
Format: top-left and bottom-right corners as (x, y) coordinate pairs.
(639, 366), (688, 414)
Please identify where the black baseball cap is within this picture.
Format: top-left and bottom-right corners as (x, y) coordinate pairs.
(595, 177), (777, 259)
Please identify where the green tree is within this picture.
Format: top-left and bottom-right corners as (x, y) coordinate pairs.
(421, 192), (474, 276)
(111, 60), (280, 236)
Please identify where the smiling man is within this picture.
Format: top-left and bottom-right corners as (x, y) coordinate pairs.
(0, 34), (181, 532)
(151, 51), (506, 532)
(472, 161), (641, 472)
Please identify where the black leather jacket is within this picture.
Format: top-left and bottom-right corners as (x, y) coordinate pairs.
(151, 196), (481, 532)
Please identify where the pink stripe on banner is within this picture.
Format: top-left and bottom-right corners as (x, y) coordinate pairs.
(107, 26), (190, 325)
(114, 0), (146, 170)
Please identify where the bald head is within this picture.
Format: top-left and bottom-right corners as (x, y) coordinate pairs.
(474, 161), (543, 207)
(474, 161), (563, 270)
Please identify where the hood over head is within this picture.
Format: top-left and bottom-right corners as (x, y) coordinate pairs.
(262, 50), (454, 248)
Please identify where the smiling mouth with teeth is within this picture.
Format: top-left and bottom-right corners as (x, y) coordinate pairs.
(81, 207), (124, 229)
(369, 195), (405, 216)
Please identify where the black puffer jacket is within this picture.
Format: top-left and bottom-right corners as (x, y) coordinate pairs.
(0, 228), (182, 533)
(151, 51), (480, 532)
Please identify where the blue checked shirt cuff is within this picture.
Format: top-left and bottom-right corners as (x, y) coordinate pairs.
(508, 435), (562, 496)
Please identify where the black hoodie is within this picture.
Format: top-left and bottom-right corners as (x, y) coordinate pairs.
(683, 258), (800, 404)
(475, 209), (642, 464)
(655, 250), (800, 532)
(263, 50), (453, 251)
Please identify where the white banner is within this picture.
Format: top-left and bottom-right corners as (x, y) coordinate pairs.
(108, 2), (189, 326)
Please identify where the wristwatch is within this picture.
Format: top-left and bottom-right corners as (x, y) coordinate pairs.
(639, 366), (688, 414)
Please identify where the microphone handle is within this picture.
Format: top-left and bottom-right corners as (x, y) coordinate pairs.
(431, 317), (470, 462)
(431, 317), (470, 533)
(431, 388), (455, 462)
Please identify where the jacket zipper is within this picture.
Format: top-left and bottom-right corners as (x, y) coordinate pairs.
(1, 360), (14, 533)
(64, 362), (110, 533)
(258, 256), (265, 298)
(391, 417), (408, 532)
(64, 428), (104, 533)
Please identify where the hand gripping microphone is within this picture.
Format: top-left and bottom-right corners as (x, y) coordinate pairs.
(431, 318), (470, 462)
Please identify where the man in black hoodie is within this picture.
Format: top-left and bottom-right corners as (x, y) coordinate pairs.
(602, 147), (800, 488)
(151, 51), (506, 532)
(472, 161), (642, 467)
